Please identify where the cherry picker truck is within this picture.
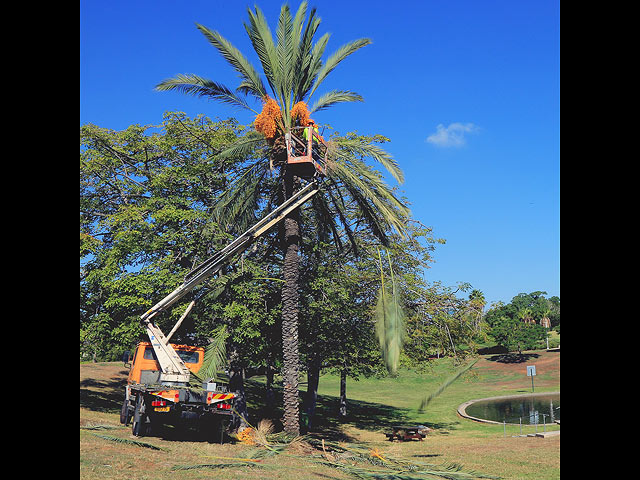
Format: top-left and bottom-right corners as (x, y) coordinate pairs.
(121, 130), (327, 438)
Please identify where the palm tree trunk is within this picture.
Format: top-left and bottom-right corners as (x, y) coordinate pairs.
(281, 169), (301, 435)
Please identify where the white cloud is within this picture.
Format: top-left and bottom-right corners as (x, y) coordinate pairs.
(426, 122), (480, 147)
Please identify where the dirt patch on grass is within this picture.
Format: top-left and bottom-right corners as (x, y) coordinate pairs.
(474, 350), (560, 391)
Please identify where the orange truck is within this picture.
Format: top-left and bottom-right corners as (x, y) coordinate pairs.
(120, 342), (236, 439)
(119, 181), (322, 439)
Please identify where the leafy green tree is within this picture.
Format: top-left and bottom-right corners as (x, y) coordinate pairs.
(484, 291), (557, 353)
(81, 113), (241, 360)
(490, 315), (545, 354)
(155, 2), (409, 434)
(298, 239), (383, 428)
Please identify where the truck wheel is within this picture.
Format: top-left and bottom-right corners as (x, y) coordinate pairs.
(120, 396), (131, 425)
(131, 394), (147, 437)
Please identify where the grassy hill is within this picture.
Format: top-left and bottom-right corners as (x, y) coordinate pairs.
(80, 349), (559, 479)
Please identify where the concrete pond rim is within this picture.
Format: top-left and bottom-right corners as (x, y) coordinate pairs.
(457, 391), (560, 425)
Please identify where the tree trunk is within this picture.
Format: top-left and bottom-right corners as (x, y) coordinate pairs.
(281, 170), (301, 435)
(228, 347), (248, 431)
(339, 368), (348, 418)
(302, 356), (320, 432)
(265, 357), (276, 411)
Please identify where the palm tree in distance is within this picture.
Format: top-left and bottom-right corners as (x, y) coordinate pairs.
(156, 1), (410, 435)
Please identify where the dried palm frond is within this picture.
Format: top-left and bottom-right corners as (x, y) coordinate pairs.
(253, 419), (275, 445)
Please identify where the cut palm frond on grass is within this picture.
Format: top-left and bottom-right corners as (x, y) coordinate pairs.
(80, 423), (120, 430)
(87, 433), (163, 450)
(418, 359), (478, 413)
(171, 461), (265, 471)
(307, 436), (500, 479)
(230, 418), (305, 458)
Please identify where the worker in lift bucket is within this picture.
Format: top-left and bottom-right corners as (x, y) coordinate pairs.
(303, 120), (322, 158)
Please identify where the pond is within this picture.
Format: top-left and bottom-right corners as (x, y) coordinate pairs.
(463, 393), (560, 425)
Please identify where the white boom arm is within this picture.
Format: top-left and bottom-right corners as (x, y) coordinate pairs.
(140, 180), (321, 385)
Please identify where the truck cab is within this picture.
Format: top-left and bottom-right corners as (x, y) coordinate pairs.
(127, 342), (204, 385)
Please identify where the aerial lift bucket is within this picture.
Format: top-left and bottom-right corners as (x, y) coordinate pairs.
(285, 126), (327, 177)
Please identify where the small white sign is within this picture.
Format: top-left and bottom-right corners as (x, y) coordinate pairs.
(527, 365), (536, 376)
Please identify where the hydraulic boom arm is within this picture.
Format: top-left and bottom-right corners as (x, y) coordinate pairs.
(140, 180), (321, 384)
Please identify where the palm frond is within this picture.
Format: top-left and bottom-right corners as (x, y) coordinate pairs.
(197, 325), (230, 382)
(309, 89), (364, 114)
(155, 74), (257, 113)
(328, 157), (409, 240)
(171, 462), (264, 471)
(195, 23), (267, 98)
(212, 160), (270, 233)
(308, 38), (372, 100)
(417, 359), (478, 412)
(298, 31), (329, 101)
(214, 130), (265, 163)
(333, 137), (404, 184)
(275, 4), (294, 118)
(244, 5), (279, 98)
(374, 248), (406, 375)
(290, 1), (312, 104)
(80, 423), (119, 430)
(89, 433), (162, 450)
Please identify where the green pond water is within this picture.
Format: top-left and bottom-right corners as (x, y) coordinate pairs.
(465, 394), (560, 424)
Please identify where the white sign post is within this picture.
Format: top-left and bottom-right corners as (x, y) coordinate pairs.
(527, 365), (536, 392)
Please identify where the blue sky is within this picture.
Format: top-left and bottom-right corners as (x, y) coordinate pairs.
(80, 0), (560, 307)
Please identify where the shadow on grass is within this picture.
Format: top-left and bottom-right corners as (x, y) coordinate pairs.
(80, 367), (458, 442)
(79, 371), (128, 414)
(244, 379), (460, 442)
(485, 353), (540, 364)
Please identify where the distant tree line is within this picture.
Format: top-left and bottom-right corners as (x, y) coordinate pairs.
(484, 291), (560, 354)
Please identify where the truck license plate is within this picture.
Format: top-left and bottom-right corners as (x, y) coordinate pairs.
(154, 406), (170, 412)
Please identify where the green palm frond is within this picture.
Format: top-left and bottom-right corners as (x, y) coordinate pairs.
(172, 462), (264, 471)
(244, 5), (280, 98)
(329, 158), (409, 239)
(333, 137), (404, 184)
(275, 4), (294, 116)
(155, 74), (257, 113)
(214, 130), (265, 163)
(309, 89), (364, 114)
(88, 433), (163, 450)
(298, 31), (329, 100)
(417, 359), (478, 412)
(212, 160), (271, 233)
(308, 37), (372, 100)
(374, 248), (406, 375)
(195, 23), (267, 98)
(197, 324), (230, 383)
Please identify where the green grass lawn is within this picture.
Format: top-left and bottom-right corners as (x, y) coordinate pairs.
(81, 349), (560, 479)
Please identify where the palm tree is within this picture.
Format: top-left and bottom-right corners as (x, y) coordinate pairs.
(517, 307), (535, 325)
(468, 289), (486, 333)
(156, 2), (409, 434)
